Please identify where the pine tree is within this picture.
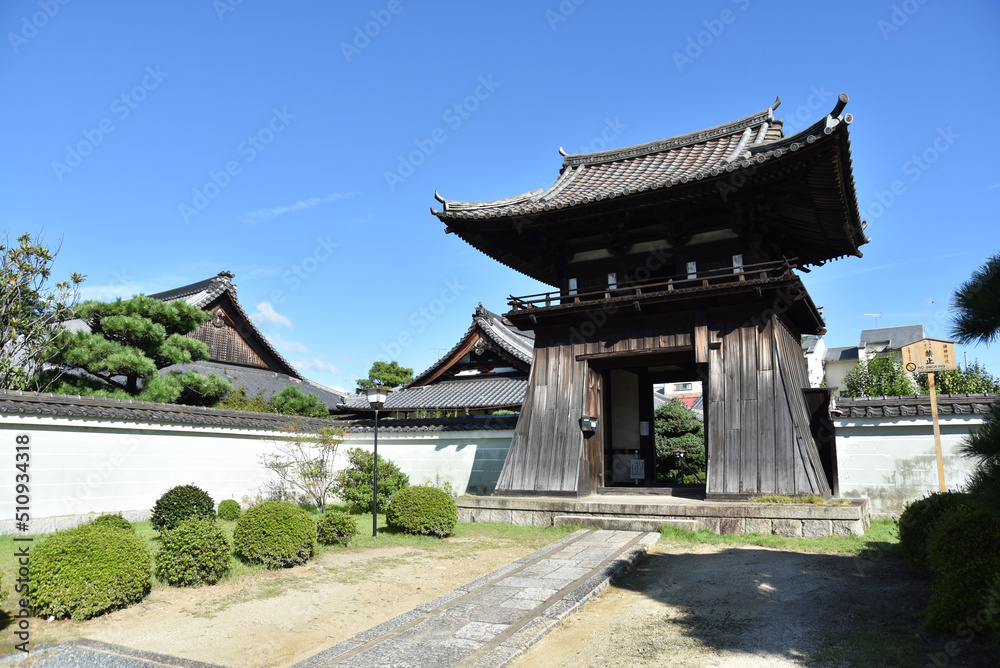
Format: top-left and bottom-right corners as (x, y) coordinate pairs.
(1, 232), (85, 391)
(356, 360), (413, 392)
(41, 295), (231, 406)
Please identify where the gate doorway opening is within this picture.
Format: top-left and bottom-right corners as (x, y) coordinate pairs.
(598, 355), (706, 492)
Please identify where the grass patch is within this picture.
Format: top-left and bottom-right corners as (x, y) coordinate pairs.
(747, 494), (853, 506)
(659, 518), (900, 557)
(813, 606), (928, 667)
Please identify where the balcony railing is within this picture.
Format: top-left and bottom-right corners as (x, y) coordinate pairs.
(507, 258), (797, 311)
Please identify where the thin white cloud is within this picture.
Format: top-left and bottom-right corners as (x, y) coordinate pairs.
(267, 332), (308, 354)
(240, 192), (353, 224)
(988, 182), (1000, 191)
(251, 302), (293, 328)
(292, 357), (339, 374)
(79, 270), (190, 301)
(809, 253), (964, 285)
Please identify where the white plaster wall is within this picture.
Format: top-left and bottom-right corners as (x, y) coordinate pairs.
(825, 360), (856, 395)
(0, 412), (513, 534)
(338, 430), (514, 497)
(834, 414), (983, 517)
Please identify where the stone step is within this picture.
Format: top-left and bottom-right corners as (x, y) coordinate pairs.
(554, 514), (698, 532)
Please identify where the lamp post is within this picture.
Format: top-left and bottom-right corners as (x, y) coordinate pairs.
(364, 385), (391, 537)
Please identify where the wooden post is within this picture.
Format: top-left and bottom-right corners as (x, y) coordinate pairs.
(928, 372), (946, 493)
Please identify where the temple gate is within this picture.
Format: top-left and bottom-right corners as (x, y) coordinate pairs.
(431, 94), (867, 499)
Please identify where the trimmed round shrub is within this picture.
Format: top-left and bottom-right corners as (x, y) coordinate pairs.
(151, 484), (216, 532)
(334, 447), (409, 514)
(317, 511), (359, 546)
(385, 485), (457, 537)
(155, 518), (231, 587)
(925, 507), (1000, 632)
(898, 492), (980, 574)
(218, 499), (242, 521)
(30, 523), (152, 620)
(233, 501), (317, 568)
(90, 513), (135, 533)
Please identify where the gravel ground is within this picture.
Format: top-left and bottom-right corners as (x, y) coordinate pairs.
(510, 539), (929, 667)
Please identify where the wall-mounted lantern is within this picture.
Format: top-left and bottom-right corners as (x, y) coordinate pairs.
(579, 415), (599, 433)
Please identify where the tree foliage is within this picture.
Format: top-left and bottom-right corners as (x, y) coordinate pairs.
(334, 447), (409, 514)
(356, 360), (413, 391)
(654, 398), (706, 483)
(218, 385), (329, 417)
(840, 353), (917, 398)
(262, 425), (344, 513)
(916, 361), (1000, 395)
(41, 295), (231, 405)
(1, 231), (84, 391)
(950, 253), (1000, 512)
(950, 253), (1000, 347)
(960, 402), (1000, 512)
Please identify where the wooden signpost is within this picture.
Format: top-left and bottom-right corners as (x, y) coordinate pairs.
(901, 338), (959, 492)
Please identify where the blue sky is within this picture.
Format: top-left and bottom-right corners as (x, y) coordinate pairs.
(3, 0), (999, 393)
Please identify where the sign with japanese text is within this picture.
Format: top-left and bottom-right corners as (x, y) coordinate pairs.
(901, 338), (958, 373)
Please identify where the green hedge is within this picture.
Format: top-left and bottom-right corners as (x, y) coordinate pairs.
(30, 523), (151, 620)
(317, 511), (359, 546)
(217, 499), (242, 521)
(898, 492), (980, 574)
(155, 518), (232, 587)
(90, 514), (135, 533)
(151, 484), (216, 532)
(334, 448), (409, 514)
(233, 501), (317, 568)
(925, 507), (1000, 633)
(385, 485), (457, 537)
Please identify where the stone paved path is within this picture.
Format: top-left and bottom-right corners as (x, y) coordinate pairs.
(1, 528), (657, 668)
(291, 529), (658, 668)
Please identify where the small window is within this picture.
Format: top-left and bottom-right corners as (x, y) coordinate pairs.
(733, 254), (743, 273)
(674, 382), (693, 391)
(607, 272), (617, 290)
(568, 278), (577, 295)
(686, 261), (697, 279)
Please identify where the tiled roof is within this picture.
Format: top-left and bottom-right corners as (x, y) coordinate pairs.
(858, 325), (926, 350)
(340, 414), (519, 434)
(147, 271), (236, 306)
(150, 271), (301, 379)
(0, 389), (333, 430)
(431, 95), (869, 284)
(824, 346), (860, 363)
(433, 102), (782, 219)
(835, 394), (1000, 418)
(165, 361), (348, 408)
(340, 377), (527, 412)
(432, 96), (858, 225)
(409, 304), (533, 388)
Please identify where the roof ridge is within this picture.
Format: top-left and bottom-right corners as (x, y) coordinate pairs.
(561, 102), (775, 168)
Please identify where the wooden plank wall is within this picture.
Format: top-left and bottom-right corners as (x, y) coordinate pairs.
(496, 316), (691, 495)
(706, 314), (832, 497)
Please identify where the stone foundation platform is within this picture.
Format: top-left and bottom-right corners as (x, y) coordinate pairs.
(458, 494), (870, 537)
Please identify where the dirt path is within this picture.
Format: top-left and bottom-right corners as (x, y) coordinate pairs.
(510, 540), (927, 668)
(15, 540), (536, 667)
